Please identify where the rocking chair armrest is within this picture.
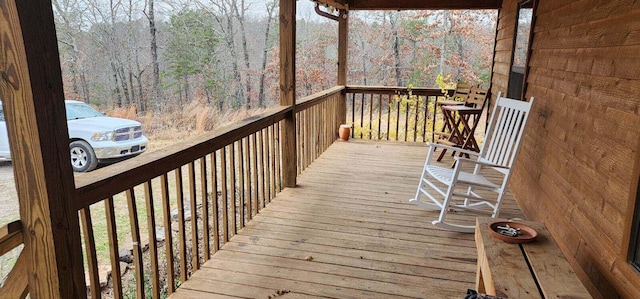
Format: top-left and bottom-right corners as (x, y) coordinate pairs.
(454, 157), (510, 169)
(426, 142), (479, 157)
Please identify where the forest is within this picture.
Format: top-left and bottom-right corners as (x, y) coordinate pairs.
(52, 0), (497, 135)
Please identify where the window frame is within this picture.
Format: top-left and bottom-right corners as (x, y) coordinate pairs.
(507, 0), (537, 100)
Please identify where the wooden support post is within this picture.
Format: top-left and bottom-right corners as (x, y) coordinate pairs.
(280, 0), (297, 187)
(0, 0), (87, 297)
(337, 8), (348, 126)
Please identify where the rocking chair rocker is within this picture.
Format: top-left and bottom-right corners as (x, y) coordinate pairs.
(409, 92), (534, 233)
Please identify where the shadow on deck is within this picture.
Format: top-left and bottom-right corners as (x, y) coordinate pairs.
(170, 140), (524, 299)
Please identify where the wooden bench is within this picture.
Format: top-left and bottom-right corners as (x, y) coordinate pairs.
(475, 217), (592, 298)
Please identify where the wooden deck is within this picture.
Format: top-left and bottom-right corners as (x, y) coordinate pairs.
(170, 140), (525, 299)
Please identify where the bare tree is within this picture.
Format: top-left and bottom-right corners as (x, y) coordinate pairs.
(230, 0), (253, 109)
(52, 0), (91, 103)
(146, 0), (162, 112)
(389, 11), (402, 86)
(258, 0), (277, 108)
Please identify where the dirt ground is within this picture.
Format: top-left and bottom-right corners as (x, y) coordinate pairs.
(0, 161), (18, 227)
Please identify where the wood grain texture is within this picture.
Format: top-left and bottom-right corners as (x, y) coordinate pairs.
(144, 181), (161, 298)
(0, 0), (87, 296)
(476, 217), (591, 299)
(505, 0), (640, 297)
(126, 189), (145, 299)
(105, 197), (123, 299)
(280, 0), (297, 187)
(0, 251), (29, 299)
(169, 141), (525, 298)
(80, 207), (100, 298)
(0, 221), (22, 256)
(160, 174), (176, 295)
(338, 10), (348, 87)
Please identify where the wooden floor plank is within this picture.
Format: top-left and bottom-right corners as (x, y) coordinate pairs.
(203, 258), (460, 298)
(169, 140), (525, 299)
(219, 241), (468, 281)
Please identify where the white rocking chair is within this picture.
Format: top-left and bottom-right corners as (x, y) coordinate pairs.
(410, 93), (534, 233)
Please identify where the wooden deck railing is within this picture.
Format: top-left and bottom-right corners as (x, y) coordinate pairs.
(296, 86), (343, 173)
(73, 105), (290, 298)
(346, 86), (453, 142)
(0, 85), (437, 298)
(68, 87), (342, 298)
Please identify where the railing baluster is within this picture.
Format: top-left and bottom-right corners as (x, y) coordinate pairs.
(125, 188), (145, 299)
(369, 93), (373, 140)
(275, 123), (282, 193)
(387, 94), (391, 140)
(309, 106), (313, 160)
(405, 95), (410, 142)
(174, 168), (187, 283)
(200, 157), (210, 261)
(396, 96), (401, 141)
(105, 197), (123, 298)
(80, 206), (100, 299)
(296, 111), (302, 174)
(229, 143), (237, 235)
(220, 148), (229, 243)
(210, 153), (220, 253)
(159, 174), (175, 294)
(350, 93), (355, 138)
(360, 93), (364, 139)
(378, 94), (382, 140)
(270, 125), (277, 199)
(414, 95), (420, 142)
(239, 139), (246, 228)
(432, 95), (438, 142)
(251, 133), (259, 215)
(243, 137), (252, 220)
(264, 128), (272, 203)
(188, 162), (199, 271)
(143, 181), (160, 298)
(423, 96), (429, 142)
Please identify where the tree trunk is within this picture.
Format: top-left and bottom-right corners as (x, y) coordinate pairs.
(390, 12), (402, 87)
(439, 11), (450, 76)
(258, 0), (276, 108)
(361, 40), (367, 85)
(233, 0), (252, 109)
(148, 0), (162, 111)
(111, 62), (123, 107)
(225, 9), (243, 108)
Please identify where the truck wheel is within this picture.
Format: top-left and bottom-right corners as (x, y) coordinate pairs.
(70, 140), (98, 172)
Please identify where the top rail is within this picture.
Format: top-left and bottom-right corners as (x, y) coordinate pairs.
(346, 85), (449, 96)
(297, 86), (344, 111)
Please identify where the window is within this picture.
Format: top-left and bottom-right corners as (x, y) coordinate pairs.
(629, 176), (640, 271)
(507, 0), (535, 99)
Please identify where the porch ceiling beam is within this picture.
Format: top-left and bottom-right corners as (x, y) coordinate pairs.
(316, 0), (503, 10)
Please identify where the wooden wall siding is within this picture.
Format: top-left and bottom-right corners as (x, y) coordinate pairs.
(490, 0), (517, 108)
(504, 0), (640, 297)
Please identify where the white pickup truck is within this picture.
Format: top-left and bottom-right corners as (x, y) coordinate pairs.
(0, 100), (148, 172)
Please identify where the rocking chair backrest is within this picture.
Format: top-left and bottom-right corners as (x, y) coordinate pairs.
(478, 92), (534, 171)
